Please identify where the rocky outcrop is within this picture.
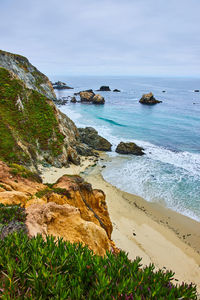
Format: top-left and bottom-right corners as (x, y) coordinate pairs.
(78, 127), (112, 151)
(116, 142), (145, 156)
(194, 90), (199, 92)
(113, 89), (121, 92)
(26, 202), (111, 256)
(139, 92), (162, 105)
(79, 91), (95, 102)
(53, 81), (73, 90)
(0, 161), (44, 206)
(97, 86), (111, 91)
(92, 94), (105, 104)
(70, 96), (77, 103)
(0, 50), (56, 100)
(0, 161), (115, 256)
(0, 64), (81, 170)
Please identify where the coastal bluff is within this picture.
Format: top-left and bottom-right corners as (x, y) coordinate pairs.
(0, 50), (56, 100)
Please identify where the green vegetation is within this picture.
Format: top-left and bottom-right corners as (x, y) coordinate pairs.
(0, 232), (197, 299)
(35, 186), (71, 199)
(0, 67), (65, 164)
(9, 163), (42, 182)
(0, 204), (27, 240)
(0, 204), (26, 226)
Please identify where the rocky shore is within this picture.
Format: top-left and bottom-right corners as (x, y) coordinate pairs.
(0, 49), (199, 296)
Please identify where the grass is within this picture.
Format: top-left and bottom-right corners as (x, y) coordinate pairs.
(9, 163), (42, 182)
(0, 232), (197, 299)
(0, 67), (65, 165)
(35, 187), (71, 199)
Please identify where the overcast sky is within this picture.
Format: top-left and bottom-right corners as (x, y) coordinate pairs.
(1, 0), (200, 77)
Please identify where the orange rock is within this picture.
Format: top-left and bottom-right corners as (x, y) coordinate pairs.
(53, 175), (113, 238)
(26, 202), (111, 256)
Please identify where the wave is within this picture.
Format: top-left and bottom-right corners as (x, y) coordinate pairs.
(98, 117), (128, 127)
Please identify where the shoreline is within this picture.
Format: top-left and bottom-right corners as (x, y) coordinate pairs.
(40, 153), (200, 290)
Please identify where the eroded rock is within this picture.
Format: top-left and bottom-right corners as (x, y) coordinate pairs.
(116, 142), (145, 156)
(139, 92), (162, 105)
(78, 127), (112, 151)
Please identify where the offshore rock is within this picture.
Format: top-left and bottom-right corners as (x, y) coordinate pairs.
(78, 127), (112, 151)
(53, 81), (73, 90)
(97, 86), (111, 91)
(92, 94), (105, 104)
(113, 89), (121, 92)
(139, 92), (162, 105)
(70, 96), (77, 103)
(116, 142), (145, 156)
(79, 91), (94, 102)
(0, 49), (56, 100)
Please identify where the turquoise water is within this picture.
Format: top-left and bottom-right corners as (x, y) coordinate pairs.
(51, 75), (200, 221)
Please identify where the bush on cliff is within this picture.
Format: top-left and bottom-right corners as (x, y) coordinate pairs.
(0, 231), (197, 299)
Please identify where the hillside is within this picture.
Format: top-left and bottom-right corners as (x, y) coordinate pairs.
(0, 50), (56, 100)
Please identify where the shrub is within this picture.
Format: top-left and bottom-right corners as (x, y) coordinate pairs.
(0, 232), (197, 299)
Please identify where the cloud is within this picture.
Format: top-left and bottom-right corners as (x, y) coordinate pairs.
(0, 0), (200, 76)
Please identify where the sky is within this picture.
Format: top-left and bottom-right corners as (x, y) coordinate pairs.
(0, 0), (200, 77)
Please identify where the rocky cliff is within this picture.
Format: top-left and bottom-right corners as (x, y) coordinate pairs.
(0, 161), (115, 256)
(0, 59), (81, 170)
(0, 50), (56, 100)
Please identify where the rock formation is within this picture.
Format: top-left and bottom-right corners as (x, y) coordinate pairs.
(113, 89), (121, 92)
(97, 86), (111, 91)
(26, 202), (111, 256)
(53, 81), (73, 90)
(92, 94), (105, 104)
(139, 92), (162, 105)
(0, 161), (115, 256)
(79, 91), (95, 102)
(0, 50), (88, 170)
(78, 127), (112, 151)
(116, 142), (145, 156)
(0, 50), (56, 100)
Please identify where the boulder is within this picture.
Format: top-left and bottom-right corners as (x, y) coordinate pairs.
(70, 96), (77, 103)
(116, 142), (144, 156)
(76, 143), (96, 156)
(92, 94), (105, 104)
(97, 86), (111, 91)
(79, 91), (94, 102)
(139, 92), (162, 105)
(113, 89), (121, 92)
(78, 127), (112, 151)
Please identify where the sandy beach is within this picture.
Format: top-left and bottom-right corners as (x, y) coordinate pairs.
(40, 154), (200, 291)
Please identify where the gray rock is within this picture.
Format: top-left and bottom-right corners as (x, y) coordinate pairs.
(97, 86), (111, 91)
(116, 142), (145, 156)
(53, 81), (73, 90)
(76, 143), (96, 156)
(78, 127), (112, 151)
(0, 49), (56, 100)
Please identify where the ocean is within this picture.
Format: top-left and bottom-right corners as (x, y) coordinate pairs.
(51, 75), (200, 222)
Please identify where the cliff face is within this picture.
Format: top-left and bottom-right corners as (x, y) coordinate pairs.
(0, 50), (56, 100)
(0, 66), (80, 170)
(0, 161), (115, 256)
